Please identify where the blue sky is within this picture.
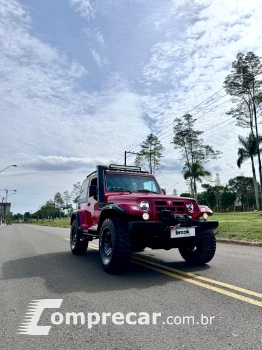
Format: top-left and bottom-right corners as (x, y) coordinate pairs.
(0, 0), (262, 213)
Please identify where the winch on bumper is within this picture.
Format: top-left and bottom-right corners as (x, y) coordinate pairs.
(128, 210), (219, 249)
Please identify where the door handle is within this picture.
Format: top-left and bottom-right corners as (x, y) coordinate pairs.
(87, 203), (91, 206)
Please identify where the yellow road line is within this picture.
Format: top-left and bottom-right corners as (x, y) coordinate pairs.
(65, 238), (70, 241)
(132, 256), (262, 299)
(132, 260), (262, 307)
(87, 243), (262, 307)
(89, 243), (98, 248)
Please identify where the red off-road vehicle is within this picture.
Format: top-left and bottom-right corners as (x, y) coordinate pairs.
(70, 164), (218, 273)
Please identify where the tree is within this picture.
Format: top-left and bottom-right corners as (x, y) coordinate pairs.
(24, 212), (30, 221)
(237, 133), (262, 210)
(173, 114), (220, 198)
(54, 192), (64, 218)
(224, 52), (262, 202)
(135, 134), (164, 174)
(13, 213), (23, 221)
(183, 161), (211, 199)
(220, 188), (236, 210)
(200, 184), (219, 211)
(63, 190), (71, 205)
(228, 176), (255, 211)
(180, 192), (192, 198)
(172, 188), (178, 196)
(71, 182), (81, 207)
(63, 190), (72, 215)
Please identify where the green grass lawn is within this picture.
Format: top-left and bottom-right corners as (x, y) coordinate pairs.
(30, 218), (71, 228)
(28, 212), (262, 242)
(212, 212), (262, 242)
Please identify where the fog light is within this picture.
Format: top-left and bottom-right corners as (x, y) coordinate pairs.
(203, 213), (208, 220)
(142, 213), (149, 220)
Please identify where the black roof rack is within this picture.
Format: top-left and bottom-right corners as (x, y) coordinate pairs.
(86, 164), (149, 178)
(108, 164), (149, 174)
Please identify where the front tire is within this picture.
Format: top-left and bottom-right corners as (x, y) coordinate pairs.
(99, 217), (132, 273)
(132, 242), (146, 252)
(179, 231), (216, 264)
(70, 219), (88, 255)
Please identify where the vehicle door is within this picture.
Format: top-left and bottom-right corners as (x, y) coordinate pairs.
(87, 176), (98, 227)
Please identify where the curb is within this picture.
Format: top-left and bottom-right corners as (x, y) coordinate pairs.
(217, 239), (262, 247)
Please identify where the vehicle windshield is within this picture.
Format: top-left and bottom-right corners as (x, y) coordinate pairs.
(105, 173), (160, 194)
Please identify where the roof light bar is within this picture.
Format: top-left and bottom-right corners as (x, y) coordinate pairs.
(109, 164), (148, 173)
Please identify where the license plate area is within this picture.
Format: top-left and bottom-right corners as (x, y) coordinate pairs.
(171, 227), (195, 238)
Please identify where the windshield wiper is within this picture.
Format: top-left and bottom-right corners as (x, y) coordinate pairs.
(136, 189), (158, 194)
(108, 187), (132, 194)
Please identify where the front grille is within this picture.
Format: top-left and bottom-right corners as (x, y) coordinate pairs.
(155, 201), (166, 205)
(154, 200), (186, 214)
(156, 207), (184, 213)
(172, 201), (184, 206)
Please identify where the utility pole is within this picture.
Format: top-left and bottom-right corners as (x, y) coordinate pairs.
(0, 196), (4, 225)
(124, 151), (139, 166)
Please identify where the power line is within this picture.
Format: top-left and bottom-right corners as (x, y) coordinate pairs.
(139, 97), (233, 150)
(131, 89), (227, 152)
(116, 88), (226, 163)
(125, 115), (237, 163)
(160, 98), (234, 143)
(151, 94), (228, 142)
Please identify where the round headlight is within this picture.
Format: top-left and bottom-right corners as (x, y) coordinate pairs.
(140, 201), (150, 211)
(186, 203), (194, 213)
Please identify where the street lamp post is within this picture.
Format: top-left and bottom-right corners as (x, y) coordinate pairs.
(0, 165), (17, 173)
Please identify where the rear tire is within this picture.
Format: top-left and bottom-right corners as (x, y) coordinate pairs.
(70, 219), (88, 255)
(179, 231), (216, 264)
(99, 217), (132, 273)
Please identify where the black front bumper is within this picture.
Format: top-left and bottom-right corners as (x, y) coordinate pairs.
(128, 219), (218, 249)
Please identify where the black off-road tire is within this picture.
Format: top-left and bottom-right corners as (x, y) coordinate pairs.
(99, 217), (132, 273)
(70, 219), (88, 255)
(179, 231), (216, 265)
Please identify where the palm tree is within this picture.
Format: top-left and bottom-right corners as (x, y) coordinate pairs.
(183, 161), (211, 199)
(237, 133), (262, 210)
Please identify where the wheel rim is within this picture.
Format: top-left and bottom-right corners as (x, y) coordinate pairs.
(100, 226), (113, 265)
(71, 226), (77, 249)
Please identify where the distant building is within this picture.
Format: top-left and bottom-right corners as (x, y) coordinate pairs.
(0, 202), (11, 223)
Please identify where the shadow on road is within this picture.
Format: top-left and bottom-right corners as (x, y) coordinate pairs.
(1, 249), (184, 294)
(137, 252), (211, 274)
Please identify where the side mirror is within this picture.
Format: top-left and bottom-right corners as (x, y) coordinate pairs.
(89, 185), (97, 198)
(162, 188), (166, 195)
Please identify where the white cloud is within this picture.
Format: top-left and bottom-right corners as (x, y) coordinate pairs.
(90, 48), (108, 67)
(21, 156), (112, 171)
(69, 0), (95, 20)
(84, 28), (105, 46)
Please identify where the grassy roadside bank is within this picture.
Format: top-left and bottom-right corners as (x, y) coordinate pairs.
(213, 212), (262, 242)
(29, 218), (71, 228)
(26, 212), (262, 242)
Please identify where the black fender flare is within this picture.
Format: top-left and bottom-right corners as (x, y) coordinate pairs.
(98, 204), (129, 232)
(70, 211), (84, 232)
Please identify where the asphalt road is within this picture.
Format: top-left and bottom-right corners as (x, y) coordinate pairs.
(0, 224), (261, 350)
